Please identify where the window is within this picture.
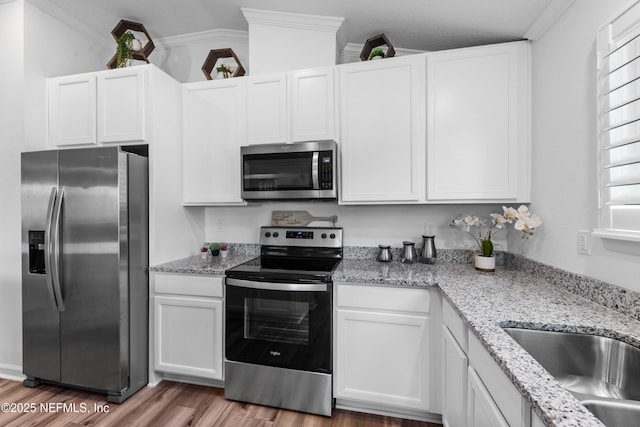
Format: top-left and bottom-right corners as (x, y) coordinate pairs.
(596, 1), (640, 241)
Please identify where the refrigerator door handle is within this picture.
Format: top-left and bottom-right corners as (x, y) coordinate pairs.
(51, 187), (65, 312)
(44, 187), (59, 311)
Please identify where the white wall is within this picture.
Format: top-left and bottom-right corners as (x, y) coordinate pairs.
(522, 0), (640, 291)
(0, 0), (26, 379)
(0, 0), (108, 377)
(153, 32), (249, 83)
(23, 0), (110, 151)
(204, 202), (516, 253)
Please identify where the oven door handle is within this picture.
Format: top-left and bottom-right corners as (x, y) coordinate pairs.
(226, 278), (328, 292)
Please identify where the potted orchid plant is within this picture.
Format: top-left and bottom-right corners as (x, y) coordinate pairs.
(450, 205), (542, 271)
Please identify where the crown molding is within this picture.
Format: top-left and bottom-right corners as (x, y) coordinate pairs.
(524, 0), (575, 40)
(241, 7), (344, 33)
(155, 29), (248, 50)
(26, 0), (110, 49)
(341, 42), (427, 62)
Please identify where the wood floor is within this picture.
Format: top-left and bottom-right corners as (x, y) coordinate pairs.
(0, 379), (442, 427)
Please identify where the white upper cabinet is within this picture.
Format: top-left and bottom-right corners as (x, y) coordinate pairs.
(48, 66), (148, 147)
(338, 55), (427, 204)
(246, 67), (336, 145)
(289, 67), (335, 142)
(426, 41), (531, 203)
(48, 74), (97, 146)
(97, 67), (146, 143)
(182, 79), (246, 205)
(246, 73), (288, 145)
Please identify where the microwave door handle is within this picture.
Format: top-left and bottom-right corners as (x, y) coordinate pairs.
(312, 152), (319, 190)
(50, 187), (65, 311)
(44, 187), (59, 311)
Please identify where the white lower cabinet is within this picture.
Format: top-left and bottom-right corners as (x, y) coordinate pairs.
(151, 273), (224, 382)
(334, 283), (442, 419)
(442, 326), (468, 427)
(467, 367), (509, 427)
(442, 299), (532, 427)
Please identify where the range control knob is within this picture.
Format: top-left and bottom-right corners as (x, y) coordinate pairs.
(330, 233), (336, 239)
(273, 232), (279, 238)
(321, 233), (327, 239)
(264, 232), (271, 238)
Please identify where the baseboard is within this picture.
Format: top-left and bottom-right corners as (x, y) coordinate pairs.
(154, 372), (225, 389)
(0, 363), (25, 382)
(335, 398), (442, 424)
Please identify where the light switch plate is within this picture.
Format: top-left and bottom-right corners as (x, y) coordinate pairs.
(577, 230), (591, 255)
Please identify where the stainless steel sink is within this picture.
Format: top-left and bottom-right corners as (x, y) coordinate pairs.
(503, 327), (640, 426)
(582, 399), (640, 427)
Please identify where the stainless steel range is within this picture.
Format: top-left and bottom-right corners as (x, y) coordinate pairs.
(224, 226), (343, 416)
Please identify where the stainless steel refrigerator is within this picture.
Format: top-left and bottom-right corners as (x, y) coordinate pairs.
(21, 146), (148, 403)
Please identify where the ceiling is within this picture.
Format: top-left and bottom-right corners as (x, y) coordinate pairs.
(43, 0), (563, 52)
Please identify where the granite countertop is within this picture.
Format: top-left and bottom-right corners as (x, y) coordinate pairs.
(149, 252), (256, 275)
(151, 253), (639, 426)
(335, 258), (640, 427)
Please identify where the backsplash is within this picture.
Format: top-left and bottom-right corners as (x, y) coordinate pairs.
(505, 253), (640, 323)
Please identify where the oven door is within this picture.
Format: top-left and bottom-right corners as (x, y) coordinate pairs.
(225, 279), (331, 373)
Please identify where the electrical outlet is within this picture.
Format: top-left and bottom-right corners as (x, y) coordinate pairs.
(424, 222), (435, 236)
(577, 230), (591, 255)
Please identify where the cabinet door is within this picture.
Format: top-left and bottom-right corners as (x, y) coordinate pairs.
(97, 67), (146, 143)
(467, 367), (509, 427)
(246, 73), (287, 144)
(48, 74), (97, 146)
(443, 326), (468, 427)
(335, 308), (431, 411)
(339, 56), (426, 203)
(154, 295), (223, 380)
(427, 41), (530, 202)
(290, 68), (335, 142)
(182, 80), (246, 205)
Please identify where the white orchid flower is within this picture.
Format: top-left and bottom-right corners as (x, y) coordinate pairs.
(502, 206), (518, 222)
(490, 213), (507, 229)
(517, 205), (530, 217)
(451, 205), (542, 252)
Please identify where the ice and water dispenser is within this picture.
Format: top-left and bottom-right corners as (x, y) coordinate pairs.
(28, 230), (46, 274)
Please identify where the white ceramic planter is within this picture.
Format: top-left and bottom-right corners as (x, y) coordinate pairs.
(131, 38), (143, 52)
(474, 254), (495, 272)
(220, 249), (229, 259)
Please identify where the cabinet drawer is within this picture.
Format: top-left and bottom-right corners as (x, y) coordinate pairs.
(468, 333), (523, 427)
(336, 284), (430, 314)
(154, 273), (223, 298)
(443, 298), (467, 351)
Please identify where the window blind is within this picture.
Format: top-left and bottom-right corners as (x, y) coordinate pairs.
(597, 5), (640, 237)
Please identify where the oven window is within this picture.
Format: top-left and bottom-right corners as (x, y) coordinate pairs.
(243, 152), (313, 191)
(244, 296), (310, 345)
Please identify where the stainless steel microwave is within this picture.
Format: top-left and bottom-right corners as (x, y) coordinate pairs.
(241, 140), (337, 201)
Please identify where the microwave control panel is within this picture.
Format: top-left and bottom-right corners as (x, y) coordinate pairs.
(319, 151), (333, 190)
